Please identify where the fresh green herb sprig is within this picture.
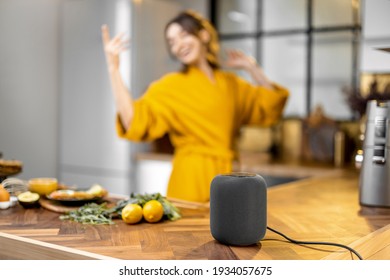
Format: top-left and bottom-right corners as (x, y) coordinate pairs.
(60, 202), (114, 225)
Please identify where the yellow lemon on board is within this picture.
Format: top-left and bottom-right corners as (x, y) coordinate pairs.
(121, 203), (143, 224)
(143, 200), (164, 223)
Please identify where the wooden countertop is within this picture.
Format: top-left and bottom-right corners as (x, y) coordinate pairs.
(1, 169), (390, 260)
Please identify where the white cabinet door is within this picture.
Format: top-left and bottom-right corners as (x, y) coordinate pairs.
(135, 160), (172, 195)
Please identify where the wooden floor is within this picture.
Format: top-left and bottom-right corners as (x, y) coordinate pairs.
(1, 169), (390, 260)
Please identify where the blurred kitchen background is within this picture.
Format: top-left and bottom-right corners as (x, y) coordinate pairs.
(1, 0), (390, 195)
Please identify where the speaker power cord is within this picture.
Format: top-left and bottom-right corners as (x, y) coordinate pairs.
(266, 226), (363, 260)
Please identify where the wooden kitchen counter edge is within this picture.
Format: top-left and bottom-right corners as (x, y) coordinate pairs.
(1, 169), (390, 260)
(0, 232), (118, 260)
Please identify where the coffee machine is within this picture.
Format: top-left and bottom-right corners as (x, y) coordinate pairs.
(359, 100), (390, 207)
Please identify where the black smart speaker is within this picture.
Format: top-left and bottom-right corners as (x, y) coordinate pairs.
(210, 172), (267, 246)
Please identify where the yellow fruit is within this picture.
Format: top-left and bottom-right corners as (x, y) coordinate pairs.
(122, 203), (143, 224)
(143, 200), (164, 223)
(0, 188), (10, 202)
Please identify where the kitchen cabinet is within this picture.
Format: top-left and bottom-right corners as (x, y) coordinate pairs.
(135, 154), (172, 195)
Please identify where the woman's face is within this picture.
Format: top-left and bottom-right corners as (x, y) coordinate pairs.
(166, 23), (206, 66)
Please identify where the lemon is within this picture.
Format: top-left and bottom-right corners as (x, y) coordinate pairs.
(121, 203), (143, 224)
(143, 200), (164, 223)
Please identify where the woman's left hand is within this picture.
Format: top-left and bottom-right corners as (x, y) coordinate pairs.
(222, 49), (257, 71)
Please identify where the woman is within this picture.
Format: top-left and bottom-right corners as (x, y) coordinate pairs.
(102, 10), (289, 203)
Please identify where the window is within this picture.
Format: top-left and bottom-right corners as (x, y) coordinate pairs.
(212, 0), (361, 120)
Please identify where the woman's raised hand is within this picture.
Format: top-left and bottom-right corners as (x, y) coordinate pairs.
(223, 49), (273, 89)
(101, 25), (134, 130)
(101, 25), (129, 72)
(223, 49), (257, 71)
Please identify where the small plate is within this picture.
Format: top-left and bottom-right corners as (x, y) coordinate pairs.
(46, 190), (104, 206)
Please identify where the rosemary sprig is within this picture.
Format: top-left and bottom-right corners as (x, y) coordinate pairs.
(60, 203), (114, 225)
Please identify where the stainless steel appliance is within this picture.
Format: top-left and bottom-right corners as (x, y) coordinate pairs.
(360, 100), (390, 207)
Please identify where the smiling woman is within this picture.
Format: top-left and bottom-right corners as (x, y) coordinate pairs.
(102, 10), (289, 203)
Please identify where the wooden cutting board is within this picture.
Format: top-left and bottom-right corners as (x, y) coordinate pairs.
(39, 196), (118, 214)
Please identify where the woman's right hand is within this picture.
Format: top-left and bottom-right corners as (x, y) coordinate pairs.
(101, 25), (134, 130)
(101, 25), (128, 72)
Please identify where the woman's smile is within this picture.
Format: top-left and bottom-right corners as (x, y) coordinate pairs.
(178, 47), (191, 59)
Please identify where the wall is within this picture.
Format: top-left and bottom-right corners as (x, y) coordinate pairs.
(0, 0), (61, 179)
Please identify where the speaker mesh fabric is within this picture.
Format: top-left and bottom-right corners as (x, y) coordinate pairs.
(210, 173), (267, 246)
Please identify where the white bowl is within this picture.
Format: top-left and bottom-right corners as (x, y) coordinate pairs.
(0, 201), (10, 210)
(10, 196), (18, 207)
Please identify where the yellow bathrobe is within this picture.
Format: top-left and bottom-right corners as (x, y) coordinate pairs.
(117, 67), (289, 202)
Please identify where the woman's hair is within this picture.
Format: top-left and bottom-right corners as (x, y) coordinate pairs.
(164, 10), (220, 72)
